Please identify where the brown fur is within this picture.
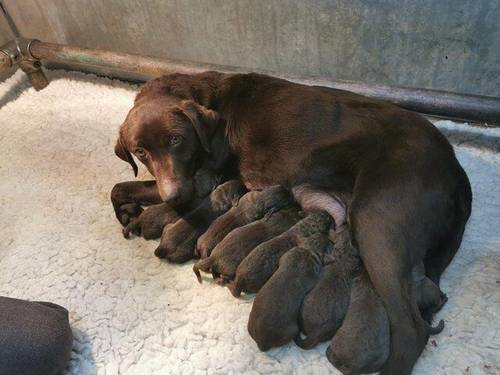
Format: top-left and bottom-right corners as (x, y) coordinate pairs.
(115, 71), (471, 372)
(154, 180), (246, 262)
(196, 185), (291, 259)
(295, 225), (360, 349)
(193, 207), (302, 283)
(247, 246), (323, 351)
(228, 212), (332, 297)
(326, 266), (445, 375)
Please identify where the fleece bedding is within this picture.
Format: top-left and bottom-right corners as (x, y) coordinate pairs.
(0, 70), (498, 375)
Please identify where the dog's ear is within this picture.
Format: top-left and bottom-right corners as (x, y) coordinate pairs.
(114, 134), (138, 177)
(179, 100), (219, 153)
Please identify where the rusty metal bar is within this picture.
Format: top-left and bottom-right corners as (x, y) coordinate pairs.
(1, 38), (499, 125)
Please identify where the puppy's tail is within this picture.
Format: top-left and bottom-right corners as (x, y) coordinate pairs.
(193, 258), (213, 283)
(293, 332), (319, 350)
(428, 319), (445, 335)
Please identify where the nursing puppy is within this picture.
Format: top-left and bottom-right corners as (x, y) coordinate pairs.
(247, 240), (326, 352)
(155, 179), (246, 262)
(228, 212), (332, 297)
(196, 185), (291, 259)
(326, 269), (390, 375)
(326, 269), (445, 375)
(120, 167), (224, 240)
(295, 225), (360, 349)
(193, 207), (302, 283)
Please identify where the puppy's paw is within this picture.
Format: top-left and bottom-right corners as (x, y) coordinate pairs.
(116, 203), (143, 227)
(122, 204), (179, 240)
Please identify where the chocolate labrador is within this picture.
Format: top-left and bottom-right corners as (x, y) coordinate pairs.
(113, 71), (472, 374)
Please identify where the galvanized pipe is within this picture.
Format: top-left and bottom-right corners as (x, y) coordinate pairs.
(1, 39), (499, 125)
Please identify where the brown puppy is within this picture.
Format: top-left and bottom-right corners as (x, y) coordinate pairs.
(228, 212), (332, 297)
(196, 185), (291, 259)
(154, 180), (246, 262)
(193, 207), (302, 283)
(122, 202), (180, 240)
(295, 225), (360, 349)
(326, 269), (390, 375)
(247, 245), (324, 352)
(326, 268), (445, 375)
(117, 167), (224, 239)
(297, 244), (446, 351)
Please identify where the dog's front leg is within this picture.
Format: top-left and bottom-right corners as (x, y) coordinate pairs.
(110, 180), (163, 226)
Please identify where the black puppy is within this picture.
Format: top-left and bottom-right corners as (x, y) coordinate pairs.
(228, 212), (332, 297)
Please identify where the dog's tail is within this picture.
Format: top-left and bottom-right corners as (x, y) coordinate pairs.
(193, 258), (213, 283)
(428, 319), (445, 335)
(293, 332), (319, 350)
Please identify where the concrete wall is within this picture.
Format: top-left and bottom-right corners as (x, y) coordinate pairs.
(2, 0), (499, 96)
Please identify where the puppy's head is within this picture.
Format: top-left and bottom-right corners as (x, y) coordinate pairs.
(115, 96), (219, 206)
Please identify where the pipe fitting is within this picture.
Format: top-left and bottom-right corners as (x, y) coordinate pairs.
(0, 37), (48, 90)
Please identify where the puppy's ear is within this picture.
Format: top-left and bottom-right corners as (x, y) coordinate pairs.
(114, 135), (138, 177)
(179, 100), (219, 153)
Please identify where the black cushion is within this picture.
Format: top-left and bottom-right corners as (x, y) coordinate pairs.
(0, 296), (73, 375)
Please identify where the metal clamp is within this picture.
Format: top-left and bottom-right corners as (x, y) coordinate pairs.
(0, 37), (48, 90)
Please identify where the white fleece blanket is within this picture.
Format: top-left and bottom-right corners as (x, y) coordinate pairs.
(0, 70), (498, 375)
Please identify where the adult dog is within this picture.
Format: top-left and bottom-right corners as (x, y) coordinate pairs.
(112, 71), (471, 374)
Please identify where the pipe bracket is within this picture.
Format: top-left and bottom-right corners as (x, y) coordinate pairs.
(0, 38), (48, 90)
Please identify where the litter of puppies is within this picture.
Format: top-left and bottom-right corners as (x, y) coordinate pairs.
(115, 184), (448, 374)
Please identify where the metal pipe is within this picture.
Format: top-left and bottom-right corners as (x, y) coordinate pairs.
(2, 39), (499, 125)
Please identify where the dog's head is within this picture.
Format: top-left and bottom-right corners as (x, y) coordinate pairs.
(115, 96), (220, 206)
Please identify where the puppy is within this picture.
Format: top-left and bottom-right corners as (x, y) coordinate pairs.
(193, 207), (302, 283)
(122, 203), (180, 240)
(295, 225), (360, 349)
(196, 185), (291, 259)
(154, 180), (246, 262)
(326, 269), (390, 375)
(326, 268), (445, 375)
(121, 167), (224, 240)
(228, 212), (332, 297)
(247, 245), (324, 351)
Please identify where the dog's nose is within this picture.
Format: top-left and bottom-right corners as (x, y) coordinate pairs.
(158, 180), (181, 204)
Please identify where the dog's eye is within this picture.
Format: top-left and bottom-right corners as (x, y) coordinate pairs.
(169, 135), (181, 146)
(134, 148), (147, 159)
